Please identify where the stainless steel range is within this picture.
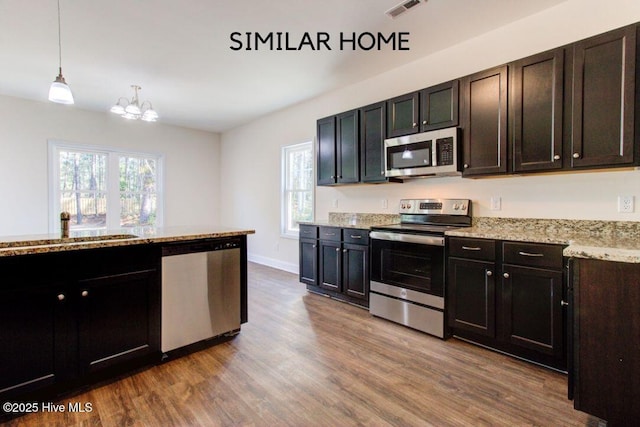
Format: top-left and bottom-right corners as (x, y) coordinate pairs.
(369, 198), (472, 338)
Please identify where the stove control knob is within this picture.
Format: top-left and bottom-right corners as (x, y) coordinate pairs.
(401, 203), (406, 209)
(453, 204), (459, 210)
(460, 204), (467, 211)
(407, 204), (412, 209)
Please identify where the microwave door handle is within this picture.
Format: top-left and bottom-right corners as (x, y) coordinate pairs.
(432, 140), (437, 166)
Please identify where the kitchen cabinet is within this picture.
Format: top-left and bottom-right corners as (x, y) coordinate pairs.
(360, 101), (388, 183)
(571, 259), (640, 425)
(448, 238), (496, 338)
(386, 91), (420, 137)
(447, 237), (566, 370)
(511, 48), (564, 172)
(0, 246), (161, 402)
(460, 65), (508, 176)
(386, 80), (460, 138)
(317, 115), (337, 185)
(299, 225), (318, 286)
(420, 80), (459, 131)
(316, 110), (360, 186)
(569, 25), (637, 168)
(301, 226), (369, 307)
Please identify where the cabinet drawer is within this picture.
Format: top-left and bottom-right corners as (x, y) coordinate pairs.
(319, 226), (342, 241)
(342, 228), (369, 245)
(299, 224), (318, 239)
(448, 237), (495, 261)
(503, 242), (563, 269)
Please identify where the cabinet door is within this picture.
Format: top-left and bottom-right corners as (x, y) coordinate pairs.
(386, 91), (420, 137)
(319, 240), (341, 292)
(78, 269), (160, 374)
(447, 258), (496, 337)
(512, 49), (564, 172)
(342, 243), (369, 301)
(574, 260), (640, 423)
(570, 26), (636, 167)
(336, 109), (359, 183)
(299, 238), (318, 286)
(0, 282), (70, 399)
(502, 265), (563, 358)
(317, 116), (337, 185)
(461, 65), (508, 176)
(360, 102), (387, 183)
(421, 80), (459, 131)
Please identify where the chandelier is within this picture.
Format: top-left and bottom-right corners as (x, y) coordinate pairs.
(110, 85), (158, 122)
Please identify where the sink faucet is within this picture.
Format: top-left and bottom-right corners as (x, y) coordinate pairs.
(60, 211), (70, 238)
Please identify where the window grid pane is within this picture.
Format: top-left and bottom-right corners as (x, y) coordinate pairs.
(283, 142), (313, 235)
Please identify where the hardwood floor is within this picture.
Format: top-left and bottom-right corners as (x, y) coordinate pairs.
(3, 262), (598, 426)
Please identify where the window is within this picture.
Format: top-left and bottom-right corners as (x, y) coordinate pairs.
(281, 141), (314, 237)
(49, 141), (163, 232)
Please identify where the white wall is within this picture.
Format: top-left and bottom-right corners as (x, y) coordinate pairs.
(220, 0), (640, 273)
(0, 94), (221, 236)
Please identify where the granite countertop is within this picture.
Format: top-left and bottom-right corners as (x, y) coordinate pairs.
(446, 218), (640, 263)
(300, 213), (400, 230)
(0, 226), (255, 257)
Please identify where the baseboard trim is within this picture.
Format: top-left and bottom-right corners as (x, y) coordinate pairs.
(248, 253), (298, 274)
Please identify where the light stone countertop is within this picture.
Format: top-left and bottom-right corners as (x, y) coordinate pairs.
(446, 218), (640, 263)
(0, 226), (255, 257)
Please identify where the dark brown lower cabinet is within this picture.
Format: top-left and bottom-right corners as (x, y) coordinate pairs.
(301, 226), (369, 307)
(572, 259), (640, 425)
(447, 238), (566, 371)
(0, 246), (161, 405)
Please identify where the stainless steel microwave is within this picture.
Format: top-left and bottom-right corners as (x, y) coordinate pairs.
(384, 127), (461, 178)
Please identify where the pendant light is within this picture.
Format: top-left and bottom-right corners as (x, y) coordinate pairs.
(48, 0), (74, 104)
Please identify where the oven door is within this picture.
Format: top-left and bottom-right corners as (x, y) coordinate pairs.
(370, 232), (445, 297)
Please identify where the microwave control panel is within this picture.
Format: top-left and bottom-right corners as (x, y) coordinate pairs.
(436, 137), (454, 165)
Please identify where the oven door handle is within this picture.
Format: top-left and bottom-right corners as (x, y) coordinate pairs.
(369, 231), (444, 246)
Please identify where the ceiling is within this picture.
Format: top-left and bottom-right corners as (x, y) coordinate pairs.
(0, 0), (567, 133)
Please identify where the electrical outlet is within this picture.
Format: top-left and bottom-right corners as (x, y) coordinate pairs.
(381, 199), (388, 209)
(490, 196), (502, 211)
(617, 195), (634, 213)
(332, 199), (339, 208)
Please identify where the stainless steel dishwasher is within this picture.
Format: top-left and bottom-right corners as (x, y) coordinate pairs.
(161, 238), (241, 353)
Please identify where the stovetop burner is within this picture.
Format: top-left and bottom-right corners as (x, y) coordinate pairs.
(371, 198), (472, 235)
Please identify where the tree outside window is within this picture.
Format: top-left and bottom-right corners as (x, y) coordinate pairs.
(50, 142), (163, 232)
(282, 142), (314, 237)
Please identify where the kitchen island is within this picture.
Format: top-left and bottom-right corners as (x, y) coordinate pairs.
(0, 226), (255, 412)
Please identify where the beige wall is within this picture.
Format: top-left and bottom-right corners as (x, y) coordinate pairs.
(0, 94), (221, 236)
(220, 0), (640, 272)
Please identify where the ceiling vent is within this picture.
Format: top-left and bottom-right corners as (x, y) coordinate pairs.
(385, 0), (424, 19)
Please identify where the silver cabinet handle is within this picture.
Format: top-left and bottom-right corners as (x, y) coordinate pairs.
(422, 120), (427, 125)
(503, 273), (510, 279)
(463, 164), (469, 168)
(81, 290), (89, 297)
(57, 294), (65, 301)
(518, 251), (544, 257)
(553, 154), (560, 160)
(335, 247), (340, 252)
(486, 270), (493, 277)
(573, 153), (580, 159)
(412, 122), (417, 127)
(312, 244), (316, 248)
(343, 249), (348, 253)
(462, 246), (481, 251)
(561, 300), (569, 306)
(350, 235), (362, 239)
(324, 232), (336, 236)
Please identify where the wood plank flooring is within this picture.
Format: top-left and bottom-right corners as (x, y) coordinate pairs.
(3, 262), (599, 426)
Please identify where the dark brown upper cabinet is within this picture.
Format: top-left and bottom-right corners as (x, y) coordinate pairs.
(316, 115), (337, 185)
(570, 25), (637, 168)
(360, 101), (388, 183)
(386, 91), (420, 137)
(336, 109), (360, 184)
(420, 80), (459, 132)
(461, 65), (508, 176)
(511, 48), (565, 172)
(316, 110), (360, 186)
